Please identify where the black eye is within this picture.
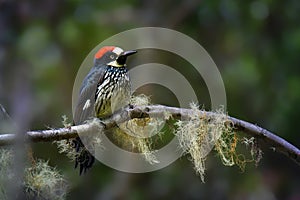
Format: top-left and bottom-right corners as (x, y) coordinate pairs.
(110, 55), (115, 59)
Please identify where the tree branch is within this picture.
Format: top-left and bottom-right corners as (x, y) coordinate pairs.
(0, 105), (299, 166)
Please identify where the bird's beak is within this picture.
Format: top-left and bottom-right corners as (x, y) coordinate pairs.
(117, 50), (137, 65)
(122, 50), (137, 57)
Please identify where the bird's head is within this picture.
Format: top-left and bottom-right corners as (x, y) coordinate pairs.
(94, 46), (137, 67)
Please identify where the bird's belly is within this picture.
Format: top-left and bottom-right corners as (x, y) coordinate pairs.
(95, 82), (130, 118)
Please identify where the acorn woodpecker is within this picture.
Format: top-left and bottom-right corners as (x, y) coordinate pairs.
(73, 46), (137, 174)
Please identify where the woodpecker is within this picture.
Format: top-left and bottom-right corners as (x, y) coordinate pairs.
(73, 46), (137, 174)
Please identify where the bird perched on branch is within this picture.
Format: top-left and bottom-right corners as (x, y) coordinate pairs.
(73, 46), (137, 174)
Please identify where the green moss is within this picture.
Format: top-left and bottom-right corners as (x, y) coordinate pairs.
(0, 149), (68, 199)
(24, 160), (68, 200)
(175, 103), (257, 182)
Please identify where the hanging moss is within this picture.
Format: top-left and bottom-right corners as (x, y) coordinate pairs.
(175, 103), (258, 182)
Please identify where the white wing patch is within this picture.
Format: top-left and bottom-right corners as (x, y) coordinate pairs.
(83, 99), (91, 110)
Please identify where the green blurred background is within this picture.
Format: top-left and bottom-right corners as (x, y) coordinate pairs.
(0, 0), (300, 199)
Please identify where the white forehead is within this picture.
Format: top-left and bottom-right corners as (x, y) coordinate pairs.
(113, 47), (124, 55)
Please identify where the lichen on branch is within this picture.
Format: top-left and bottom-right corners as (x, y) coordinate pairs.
(0, 103), (299, 176)
(175, 103), (258, 182)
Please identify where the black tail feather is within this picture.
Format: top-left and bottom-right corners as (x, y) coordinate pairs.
(73, 137), (95, 175)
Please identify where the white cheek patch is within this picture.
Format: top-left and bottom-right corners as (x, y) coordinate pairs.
(108, 60), (122, 67)
(83, 99), (91, 110)
(112, 47), (124, 55)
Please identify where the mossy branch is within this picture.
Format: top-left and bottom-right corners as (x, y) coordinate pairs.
(0, 105), (299, 165)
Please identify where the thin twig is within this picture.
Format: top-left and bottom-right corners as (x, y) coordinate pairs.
(0, 105), (299, 165)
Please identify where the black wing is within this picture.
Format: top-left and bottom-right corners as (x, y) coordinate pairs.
(74, 67), (106, 124)
(73, 66), (106, 174)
